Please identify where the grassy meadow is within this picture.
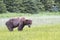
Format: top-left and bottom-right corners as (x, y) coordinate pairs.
(0, 12), (60, 40)
(0, 24), (60, 40)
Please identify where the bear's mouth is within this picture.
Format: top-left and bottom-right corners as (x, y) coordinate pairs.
(28, 24), (31, 28)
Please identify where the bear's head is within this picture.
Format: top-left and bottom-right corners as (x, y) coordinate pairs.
(23, 19), (32, 28)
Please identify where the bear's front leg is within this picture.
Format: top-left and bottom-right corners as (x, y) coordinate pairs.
(18, 24), (24, 31)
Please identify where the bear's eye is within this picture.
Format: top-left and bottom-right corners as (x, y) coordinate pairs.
(26, 20), (28, 21)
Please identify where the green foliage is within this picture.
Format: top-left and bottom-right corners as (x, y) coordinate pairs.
(3, 0), (38, 13)
(3, 0), (20, 12)
(0, 0), (60, 13)
(0, 1), (6, 13)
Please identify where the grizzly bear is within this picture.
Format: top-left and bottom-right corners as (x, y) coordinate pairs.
(5, 17), (32, 31)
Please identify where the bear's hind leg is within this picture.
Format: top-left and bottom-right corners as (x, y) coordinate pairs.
(6, 22), (13, 31)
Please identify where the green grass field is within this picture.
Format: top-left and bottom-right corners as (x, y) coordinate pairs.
(0, 24), (60, 40)
(0, 12), (60, 18)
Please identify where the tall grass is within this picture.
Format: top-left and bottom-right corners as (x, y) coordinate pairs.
(0, 24), (60, 40)
(0, 13), (32, 18)
(0, 12), (60, 18)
